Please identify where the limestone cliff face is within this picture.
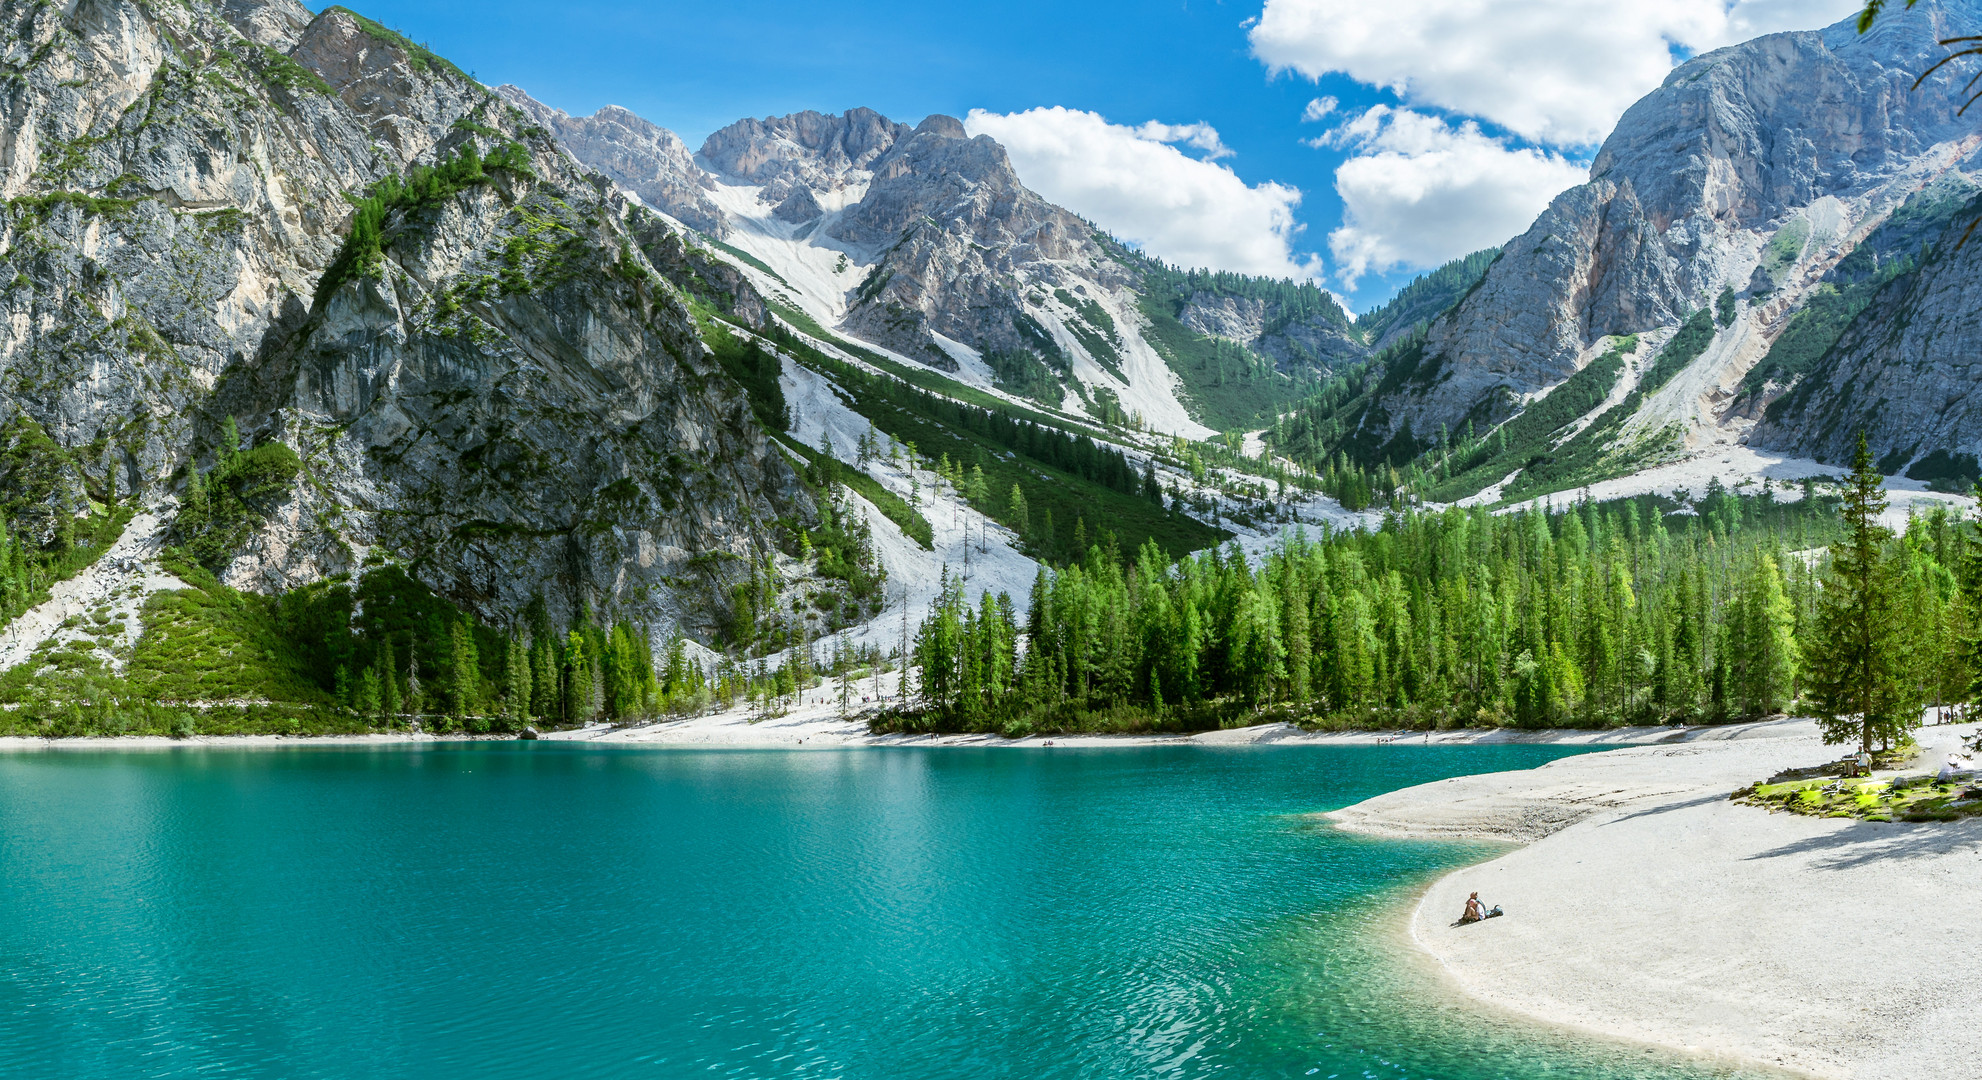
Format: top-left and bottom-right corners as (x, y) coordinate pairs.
(692, 108), (1118, 359)
(826, 116), (1126, 362)
(1370, 0), (1982, 442)
(492, 85), (728, 239)
(1178, 291), (1363, 374)
(0, 0), (809, 640)
(1755, 214), (1982, 467)
(699, 107), (908, 207)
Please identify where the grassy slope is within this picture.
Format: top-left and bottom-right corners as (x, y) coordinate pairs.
(1136, 291), (1314, 431)
(1497, 312), (1717, 503)
(766, 300), (1110, 439)
(1422, 337), (1634, 502)
(782, 438), (933, 548)
(0, 551), (355, 736)
(715, 307), (1227, 563)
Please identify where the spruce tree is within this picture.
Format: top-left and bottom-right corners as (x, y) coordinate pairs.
(359, 666), (383, 719)
(1805, 433), (1918, 751)
(1960, 482), (1982, 704)
(564, 630), (590, 722)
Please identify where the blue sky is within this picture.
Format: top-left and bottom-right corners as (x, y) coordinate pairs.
(329, 0), (1860, 310)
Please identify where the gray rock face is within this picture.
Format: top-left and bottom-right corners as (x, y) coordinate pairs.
(627, 210), (769, 329)
(829, 118), (1124, 359)
(1179, 291), (1363, 374)
(1755, 217), (1982, 466)
(543, 100), (1364, 426)
(493, 85), (728, 238)
(699, 107), (908, 195)
(1371, 0), (1982, 442)
(0, 0), (809, 641)
(695, 106), (1127, 362)
(771, 185), (821, 224)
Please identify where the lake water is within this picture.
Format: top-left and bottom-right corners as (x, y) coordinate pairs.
(0, 743), (1770, 1079)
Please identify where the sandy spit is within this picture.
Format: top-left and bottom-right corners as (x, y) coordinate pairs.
(1331, 717), (1982, 1079)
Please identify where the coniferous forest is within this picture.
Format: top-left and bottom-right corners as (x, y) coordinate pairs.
(887, 442), (1979, 746)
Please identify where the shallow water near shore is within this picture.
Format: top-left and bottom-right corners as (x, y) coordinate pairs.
(0, 743), (1776, 1079)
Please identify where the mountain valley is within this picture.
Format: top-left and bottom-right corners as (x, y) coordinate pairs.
(1, 0), (1980, 735)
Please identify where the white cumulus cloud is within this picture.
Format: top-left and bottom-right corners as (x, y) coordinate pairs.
(1132, 120), (1234, 159)
(1301, 96), (1338, 122)
(1250, 0), (1860, 146)
(965, 106), (1320, 279)
(1325, 106), (1587, 285)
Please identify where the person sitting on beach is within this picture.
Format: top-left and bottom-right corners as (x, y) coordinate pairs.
(1460, 892), (1485, 924)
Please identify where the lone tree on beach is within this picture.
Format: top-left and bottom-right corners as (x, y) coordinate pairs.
(1804, 433), (1922, 751)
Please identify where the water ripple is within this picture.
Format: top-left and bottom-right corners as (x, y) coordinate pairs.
(0, 744), (1775, 1079)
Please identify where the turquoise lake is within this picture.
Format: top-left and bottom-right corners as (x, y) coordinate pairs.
(0, 743), (1771, 1079)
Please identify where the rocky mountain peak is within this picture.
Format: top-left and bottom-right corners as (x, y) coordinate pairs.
(493, 85), (727, 237)
(1376, 0), (1982, 446)
(914, 114), (967, 139)
(0, 0), (810, 645)
(698, 107), (912, 197)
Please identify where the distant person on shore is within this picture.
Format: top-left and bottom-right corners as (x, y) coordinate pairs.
(1854, 750), (1872, 777)
(1461, 892), (1485, 924)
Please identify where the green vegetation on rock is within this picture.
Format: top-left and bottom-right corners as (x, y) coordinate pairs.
(318, 140), (532, 302)
(1418, 335), (1635, 502)
(328, 7), (473, 82)
(174, 421), (302, 572)
(1352, 247), (1499, 345)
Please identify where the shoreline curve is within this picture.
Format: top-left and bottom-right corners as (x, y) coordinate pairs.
(1332, 717), (1982, 1080)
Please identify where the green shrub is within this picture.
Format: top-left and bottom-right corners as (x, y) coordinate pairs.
(174, 435), (302, 571)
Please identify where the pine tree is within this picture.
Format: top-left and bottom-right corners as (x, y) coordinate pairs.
(564, 630), (591, 722)
(1805, 433), (1918, 751)
(532, 636), (558, 719)
(1960, 482), (1982, 705)
(358, 665), (383, 719)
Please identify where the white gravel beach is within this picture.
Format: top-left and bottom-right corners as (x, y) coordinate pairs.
(1331, 717), (1982, 1079)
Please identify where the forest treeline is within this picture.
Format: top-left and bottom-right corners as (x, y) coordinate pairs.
(894, 460), (1979, 744)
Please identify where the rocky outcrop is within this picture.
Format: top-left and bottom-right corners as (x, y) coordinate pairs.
(0, 0), (809, 640)
(493, 85), (727, 238)
(1366, 0), (1982, 443)
(699, 107), (907, 200)
(627, 207), (768, 328)
(1754, 210), (1982, 469)
(829, 116), (1128, 360)
(771, 185), (821, 224)
(1179, 290), (1364, 374)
